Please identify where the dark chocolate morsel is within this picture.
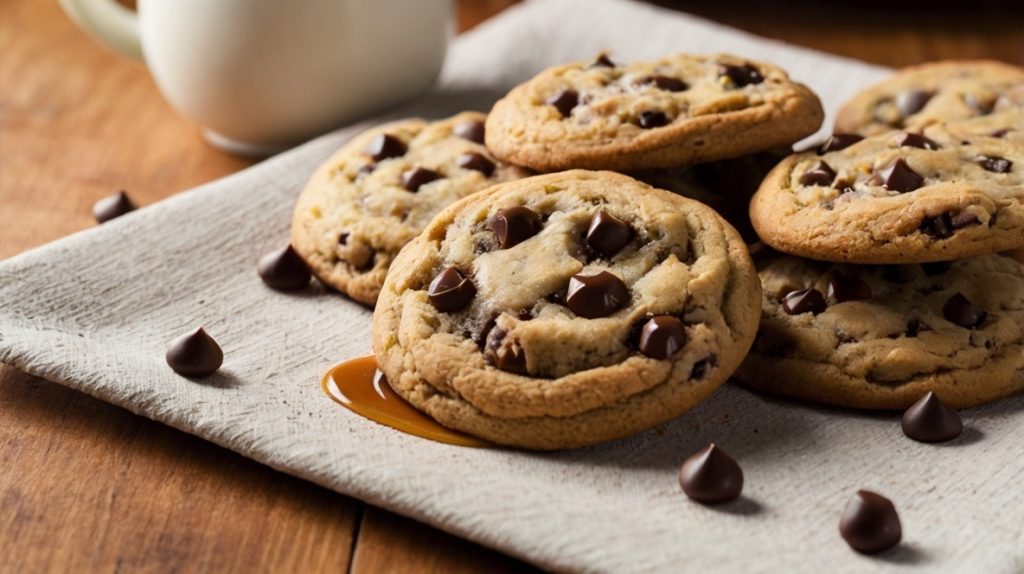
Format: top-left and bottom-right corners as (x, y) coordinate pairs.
(901, 392), (963, 443)
(166, 327), (224, 378)
(979, 156), (1012, 173)
(638, 316), (686, 359)
(896, 89), (933, 118)
(453, 120), (485, 144)
(590, 53), (615, 68)
(489, 206), (542, 249)
(365, 134), (406, 161)
(565, 271), (629, 318)
(690, 354), (716, 379)
(799, 160), (836, 186)
(485, 328), (528, 375)
(638, 75), (688, 92)
(872, 158), (923, 192)
(890, 132), (940, 150)
(839, 490), (902, 554)
(338, 232), (350, 245)
(547, 89), (579, 117)
(258, 244), (311, 291)
(401, 167), (442, 192)
(827, 276), (872, 302)
(719, 63), (763, 87)
(679, 444), (743, 504)
(457, 152), (496, 177)
(818, 133), (864, 154)
(920, 213), (954, 239)
(428, 266), (476, 312)
(586, 211), (633, 258)
(637, 110), (669, 129)
(942, 292), (986, 329)
(781, 288), (827, 315)
(93, 190), (136, 224)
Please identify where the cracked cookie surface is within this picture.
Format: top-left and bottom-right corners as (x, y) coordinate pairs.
(836, 60), (1024, 136)
(485, 53), (823, 172)
(736, 252), (1024, 409)
(749, 113), (1024, 263)
(372, 171), (761, 449)
(292, 112), (530, 305)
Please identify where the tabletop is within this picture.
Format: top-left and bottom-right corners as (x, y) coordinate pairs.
(1, 0), (1022, 571)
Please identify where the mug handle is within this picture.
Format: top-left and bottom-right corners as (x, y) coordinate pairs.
(58, 0), (142, 60)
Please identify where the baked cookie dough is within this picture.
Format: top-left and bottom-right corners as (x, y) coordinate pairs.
(736, 253), (1024, 409)
(485, 53), (823, 172)
(292, 112), (529, 305)
(372, 170), (761, 449)
(835, 60), (1024, 136)
(749, 114), (1024, 264)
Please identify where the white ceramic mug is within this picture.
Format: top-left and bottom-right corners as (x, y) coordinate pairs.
(59, 0), (453, 156)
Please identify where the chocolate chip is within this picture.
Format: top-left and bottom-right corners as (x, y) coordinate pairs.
(546, 290), (566, 306)
(818, 133), (864, 154)
(943, 292), (986, 329)
(690, 354), (716, 380)
(964, 93), (995, 115)
(901, 392), (963, 443)
(457, 152), (495, 177)
(896, 89), (933, 118)
(93, 190), (136, 224)
(338, 232), (350, 245)
(679, 444), (743, 504)
(951, 210), (980, 229)
(401, 167), (442, 192)
(920, 213), (954, 239)
(979, 156), (1012, 173)
(165, 327), (223, 378)
(719, 63), (763, 87)
(921, 261), (951, 276)
(427, 266), (476, 312)
(839, 490), (902, 554)
(637, 110), (669, 129)
(547, 89), (579, 117)
(453, 120), (485, 143)
(485, 328), (528, 375)
(365, 134), (406, 161)
(799, 160), (836, 186)
(781, 288), (826, 315)
(586, 211), (633, 258)
(489, 206), (542, 249)
(637, 316), (686, 359)
(827, 276), (872, 302)
(257, 244), (311, 291)
(990, 128), (1012, 138)
(565, 271), (629, 318)
(638, 75), (688, 92)
(890, 132), (940, 150)
(871, 158), (923, 192)
(905, 318), (927, 337)
(590, 53), (615, 68)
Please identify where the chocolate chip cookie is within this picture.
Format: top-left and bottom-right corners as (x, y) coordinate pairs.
(485, 53), (823, 172)
(372, 170), (761, 449)
(292, 112), (530, 305)
(736, 253), (1024, 409)
(835, 60), (1024, 136)
(749, 115), (1024, 263)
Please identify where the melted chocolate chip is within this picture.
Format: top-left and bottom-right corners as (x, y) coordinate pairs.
(871, 158), (923, 192)
(257, 244), (311, 291)
(547, 89), (579, 117)
(586, 211), (633, 258)
(920, 213), (954, 239)
(818, 133), (864, 154)
(943, 292), (986, 329)
(638, 75), (688, 92)
(365, 134), (406, 161)
(637, 110), (669, 129)
(453, 120), (485, 144)
(565, 271), (629, 318)
(457, 152), (496, 177)
(781, 288), (827, 315)
(489, 206), (542, 249)
(485, 328), (528, 375)
(991, 128), (1012, 138)
(428, 267), (476, 312)
(638, 316), (686, 359)
(690, 354), (716, 380)
(165, 327), (223, 378)
(679, 444), (743, 504)
(401, 167), (442, 192)
(590, 53), (615, 68)
(891, 132), (940, 150)
(827, 276), (872, 303)
(719, 63), (763, 87)
(799, 160), (836, 186)
(93, 190), (136, 224)
(951, 210), (980, 228)
(979, 156), (1012, 173)
(901, 392), (963, 443)
(839, 490), (902, 554)
(896, 89), (933, 118)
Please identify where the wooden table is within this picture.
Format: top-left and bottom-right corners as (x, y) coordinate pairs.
(1, 0), (1021, 571)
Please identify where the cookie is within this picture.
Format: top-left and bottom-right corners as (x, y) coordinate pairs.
(749, 114), (1024, 264)
(835, 60), (1024, 136)
(485, 53), (823, 172)
(292, 112), (529, 305)
(372, 170), (761, 449)
(736, 253), (1024, 409)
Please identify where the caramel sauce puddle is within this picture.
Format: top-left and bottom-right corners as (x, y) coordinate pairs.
(321, 355), (489, 447)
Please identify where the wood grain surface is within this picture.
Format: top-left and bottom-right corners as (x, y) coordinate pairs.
(1, 0), (1021, 572)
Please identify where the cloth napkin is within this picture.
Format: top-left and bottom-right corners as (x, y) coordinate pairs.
(2, 1), (1022, 572)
